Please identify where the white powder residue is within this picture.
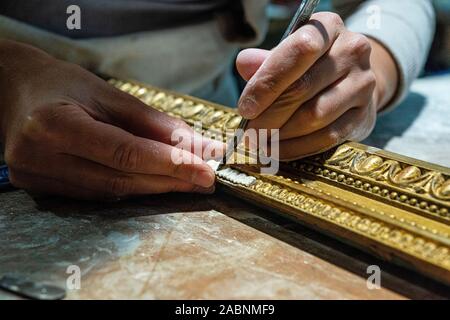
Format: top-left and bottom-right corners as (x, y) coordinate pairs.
(206, 160), (256, 187)
(206, 160), (221, 172)
(216, 168), (257, 187)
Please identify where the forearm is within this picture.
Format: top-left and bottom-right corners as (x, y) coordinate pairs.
(368, 38), (399, 112)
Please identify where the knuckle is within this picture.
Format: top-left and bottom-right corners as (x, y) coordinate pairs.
(107, 175), (135, 197)
(347, 33), (372, 58)
(326, 126), (344, 146)
(326, 12), (344, 28)
(164, 147), (185, 177)
(168, 161), (185, 179)
(309, 110), (324, 128)
(289, 31), (322, 57)
(113, 142), (141, 171)
(313, 11), (343, 27)
(365, 71), (377, 89)
(20, 105), (72, 142)
(306, 102), (327, 128)
(20, 109), (49, 140)
(359, 71), (377, 95)
(257, 74), (279, 96)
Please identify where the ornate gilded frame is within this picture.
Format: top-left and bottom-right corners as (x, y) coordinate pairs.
(109, 78), (450, 285)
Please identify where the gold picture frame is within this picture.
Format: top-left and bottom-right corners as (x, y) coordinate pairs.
(109, 78), (450, 286)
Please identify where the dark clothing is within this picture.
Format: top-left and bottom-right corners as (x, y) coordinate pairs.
(0, 0), (231, 38)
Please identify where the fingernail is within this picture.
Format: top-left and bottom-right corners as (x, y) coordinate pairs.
(192, 169), (215, 188)
(239, 96), (258, 118)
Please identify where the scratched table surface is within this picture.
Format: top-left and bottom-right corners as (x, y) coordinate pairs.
(1, 74), (449, 300)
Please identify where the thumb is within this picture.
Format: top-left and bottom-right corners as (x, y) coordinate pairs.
(236, 48), (271, 81)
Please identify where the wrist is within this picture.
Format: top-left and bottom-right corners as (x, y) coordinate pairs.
(368, 38), (399, 112)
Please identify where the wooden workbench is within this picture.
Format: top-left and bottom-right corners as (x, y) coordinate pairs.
(0, 75), (449, 300)
(1, 189), (450, 299)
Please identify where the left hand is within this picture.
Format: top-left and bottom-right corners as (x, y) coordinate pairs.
(236, 12), (398, 160)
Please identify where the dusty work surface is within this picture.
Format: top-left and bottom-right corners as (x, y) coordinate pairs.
(1, 190), (450, 300)
(1, 74), (449, 300)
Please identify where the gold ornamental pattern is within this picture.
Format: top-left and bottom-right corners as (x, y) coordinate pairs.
(109, 78), (450, 285)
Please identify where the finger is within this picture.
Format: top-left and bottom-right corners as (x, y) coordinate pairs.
(275, 107), (370, 161)
(236, 48), (270, 81)
(93, 82), (184, 143)
(175, 129), (226, 161)
(245, 33), (372, 132)
(277, 71), (376, 140)
(48, 106), (215, 187)
(94, 83), (225, 156)
(10, 155), (216, 199)
(238, 12), (344, 119)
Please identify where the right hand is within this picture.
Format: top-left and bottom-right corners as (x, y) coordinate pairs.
(0, 40), (223, 200)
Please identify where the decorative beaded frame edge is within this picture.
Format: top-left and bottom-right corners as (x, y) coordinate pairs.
(109, 78), (450, 285)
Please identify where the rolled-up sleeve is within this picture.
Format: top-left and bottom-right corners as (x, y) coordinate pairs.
(334, 0), (436, 111)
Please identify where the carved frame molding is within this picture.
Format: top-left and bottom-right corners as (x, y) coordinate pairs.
(109, 78), (450, 285)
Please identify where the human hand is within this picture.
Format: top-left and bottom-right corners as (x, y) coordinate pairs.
(0, 40), (223, 200)
(236, 12), (398, 160)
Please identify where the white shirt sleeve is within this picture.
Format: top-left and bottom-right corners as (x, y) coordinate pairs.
(334, 0), (436, 112)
